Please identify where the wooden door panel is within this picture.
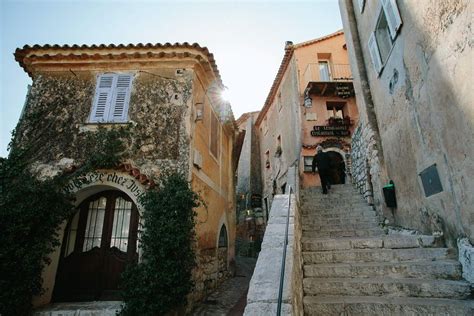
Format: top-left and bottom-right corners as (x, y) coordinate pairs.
(54, 190), (139, 302)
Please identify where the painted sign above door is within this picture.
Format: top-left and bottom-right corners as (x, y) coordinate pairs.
(64, 171), (146, 200)
(311, 125), (350, 137)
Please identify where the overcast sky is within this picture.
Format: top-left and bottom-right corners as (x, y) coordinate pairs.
(0, 0), (343, 157)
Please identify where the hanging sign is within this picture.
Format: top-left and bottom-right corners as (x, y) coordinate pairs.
(336, 84), (354, 98)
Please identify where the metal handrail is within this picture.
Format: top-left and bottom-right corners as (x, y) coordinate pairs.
(277, 185), (293, 316)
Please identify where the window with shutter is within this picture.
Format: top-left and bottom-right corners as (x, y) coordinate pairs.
(358, 0), (365, 13)
(381, 0), (402, 39)
(210, 109), (220, 159)
(368, 32), (383, 74)
(89, 73), (133, 123)
(368, 0), (402, 76)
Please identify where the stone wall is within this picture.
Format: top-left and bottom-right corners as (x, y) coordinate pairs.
(458, 238), (474, 283)
(244, 194), (296, 315)
(190, 247), (231, 305)
(291, 191), (303, 315)
(258, 58), (301, 206)
(15, 70), (193, 182)
(340, 0), (474, 245)
(351, 123), (385, 213)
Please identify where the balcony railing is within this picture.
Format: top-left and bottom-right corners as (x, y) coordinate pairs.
(303, 63), (352, 88)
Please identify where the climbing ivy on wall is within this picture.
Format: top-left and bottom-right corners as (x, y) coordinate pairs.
(0, 126), (130, 316)
(0, 149), (75, 316)
(120, 172), (199, 316)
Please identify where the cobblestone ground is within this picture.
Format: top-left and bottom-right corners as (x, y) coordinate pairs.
(191, 256), (257, 316)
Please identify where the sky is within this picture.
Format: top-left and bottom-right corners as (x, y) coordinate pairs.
(0, 0), (343, 157)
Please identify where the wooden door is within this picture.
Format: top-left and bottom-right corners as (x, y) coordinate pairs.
(53, 191), (139, 301)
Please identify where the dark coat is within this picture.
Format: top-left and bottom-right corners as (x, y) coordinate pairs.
(312, 151), (331, 172)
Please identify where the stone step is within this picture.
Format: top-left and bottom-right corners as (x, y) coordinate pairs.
(301, 235), (441, 251)
(302, 197), (367, 204)
(303, 260), (463, 280)
(302, 247), (453, 264)
(303, 296), (474, 316)
(34, 301), (122, 316)
(303, 278), (472, 299)
(302, 228), (385, 238)
(302, 186), (359, 194)
(302, 205), (374, 213)
(302, 222), (380, 232)
(301, 208), (376, 217)
(301, 216), (380, 226)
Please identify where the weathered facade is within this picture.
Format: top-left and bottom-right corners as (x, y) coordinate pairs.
(296, 32), (359, 189)
(339, 0), (474, 246)
(255, 42), (301, 210)
(14, 43), (236, 308)
(235, 111), (264, 255)
(255, 31), (360, 210)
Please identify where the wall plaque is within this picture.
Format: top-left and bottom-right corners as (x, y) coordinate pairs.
(335, 84), (354, 98)
(419, 164), (443, 197)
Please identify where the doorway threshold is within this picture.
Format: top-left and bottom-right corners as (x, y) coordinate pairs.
(34, 301), (122, 316)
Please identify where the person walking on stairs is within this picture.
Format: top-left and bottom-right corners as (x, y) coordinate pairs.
(312, 146), (331, 194)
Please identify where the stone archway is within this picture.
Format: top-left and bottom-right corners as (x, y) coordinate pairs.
(217, 224), (228, 280)
(321, 147), (348, 185)
(53, 189), (139, 302)
(36, 170), (150, 305)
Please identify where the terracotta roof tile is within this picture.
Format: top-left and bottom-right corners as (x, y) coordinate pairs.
(293, 30), (344, 48)
(15, 42), (223, 86)
(255, 31), (345, 126)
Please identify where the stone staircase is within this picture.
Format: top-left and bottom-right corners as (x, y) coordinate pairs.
(300, 184), (474, 315)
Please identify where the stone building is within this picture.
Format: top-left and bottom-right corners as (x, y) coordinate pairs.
(14, 42), (236, 308)
(339, 0), (473, 246)
(235, 111), (264, 255)
(255, 31), (359, 209)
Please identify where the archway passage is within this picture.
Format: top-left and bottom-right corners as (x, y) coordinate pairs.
(53, 190), (139, 301)
(217, 225), (228, 276)
(327, 151), (346, 185)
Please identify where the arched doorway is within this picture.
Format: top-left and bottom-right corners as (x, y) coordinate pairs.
(327, 151), (346, 185)
(53, 190), (139, 301)
(217, 224), (228, 277)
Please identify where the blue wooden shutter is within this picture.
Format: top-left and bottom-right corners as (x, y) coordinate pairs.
(109, 74), (133, 122)
(90, 74), (114, 122)
(381, 0), (402, 39)
(368, 32), (383, 74)
(358, 0), (365, 13)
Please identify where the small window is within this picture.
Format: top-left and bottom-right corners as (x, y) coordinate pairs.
(263, 118), (268, 135)
(368, 0), (402, 74)
(218, 225), (228, 248)
(210, 109), (220, 159)
(275, 135), (282, 157)
(358, 0), (365, 13)
(319, 61), (331, 81)
(277, 92), (282, 112)
(304, 156), (314, 172)
(90, 74), (133, 123)
(327, 102), (346, 119)
(265, 150), (270, 169)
